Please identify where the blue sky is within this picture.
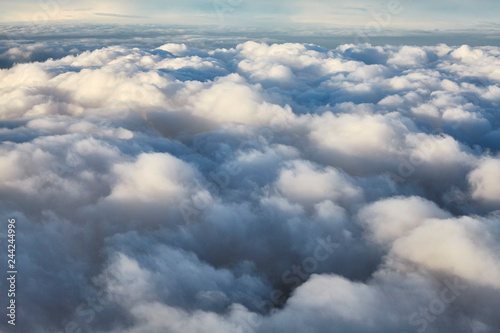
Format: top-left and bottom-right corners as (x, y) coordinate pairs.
(1, 0), (499, 32)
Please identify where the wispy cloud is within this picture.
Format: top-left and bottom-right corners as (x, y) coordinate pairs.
(94, 12), (148, 19)
(342, 6), (368, 12)
(66, 7), (93, 12)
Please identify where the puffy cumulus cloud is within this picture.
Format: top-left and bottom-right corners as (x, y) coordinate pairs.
(97, 233), (272, 314)
(107, 153), (201, 202)
(307, 112), (410, 174)
(390, 216), (500, 289)
(468, 157), (500, 210)
(259, 272), (434, 333)
(387, 45), (432, 67)
(275, 160), (363, 209)
(360, 197), (500, 289)
(447, 45), (500, 81)
(358, 196), (452, 246)
(0, 24), (268, 69)
(1, 40), (500, 333)
(188, 74), (295, 126)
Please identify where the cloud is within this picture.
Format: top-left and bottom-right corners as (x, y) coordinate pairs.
(358, 196), (452, 246)
(275, 160), (364, 209)
(94, 12), (149, 19)
(468, 157), (500, 210)
(1, 39), (500, 333)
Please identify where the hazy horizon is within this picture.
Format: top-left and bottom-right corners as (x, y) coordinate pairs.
(1, 0), (500, 31)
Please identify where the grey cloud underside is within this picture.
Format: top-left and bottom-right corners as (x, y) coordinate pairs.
(0, 39), (500, 333)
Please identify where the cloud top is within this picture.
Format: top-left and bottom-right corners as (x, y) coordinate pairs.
(1, 41), (500, 333)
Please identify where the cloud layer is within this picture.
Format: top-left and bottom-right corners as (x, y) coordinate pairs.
(1, 40), (500, 333)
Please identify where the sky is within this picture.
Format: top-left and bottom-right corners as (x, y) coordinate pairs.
(1, 0), (500, 32)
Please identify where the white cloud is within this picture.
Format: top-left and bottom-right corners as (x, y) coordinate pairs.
(468, 157), (500, 209)
(358, 196), (451, 246)
(276, 160), (363, 208)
